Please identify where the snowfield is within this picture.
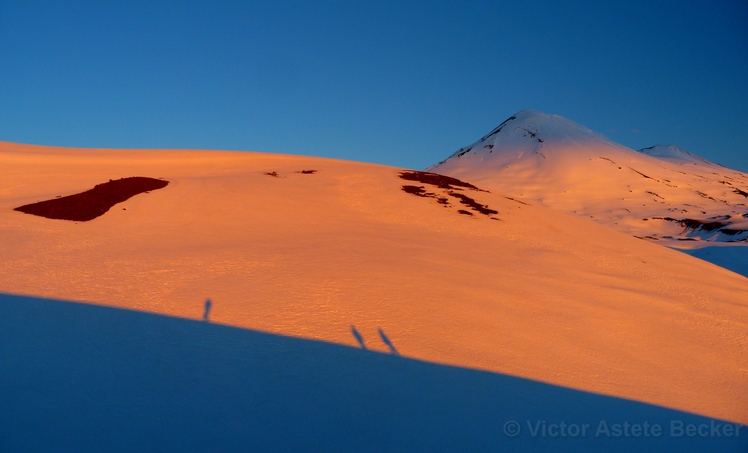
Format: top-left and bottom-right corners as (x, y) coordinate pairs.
(1, 140), (746, 451)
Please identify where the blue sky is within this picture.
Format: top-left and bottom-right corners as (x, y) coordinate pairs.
(1, 0), (746, 172)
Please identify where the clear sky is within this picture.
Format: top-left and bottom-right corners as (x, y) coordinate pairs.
(1, 0), (746, 172)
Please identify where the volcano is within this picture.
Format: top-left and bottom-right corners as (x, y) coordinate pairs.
(427, 110), (748, 245)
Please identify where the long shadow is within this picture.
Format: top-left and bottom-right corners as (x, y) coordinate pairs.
(378, 328), (399, 355)
(203, 298), (212, 322)
(351, 325), (366, 350)
(679, 245), (748, 278)
(1, 293), (745, 452)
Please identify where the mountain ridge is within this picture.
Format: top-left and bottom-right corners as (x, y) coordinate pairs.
(428, 111), (748, 245)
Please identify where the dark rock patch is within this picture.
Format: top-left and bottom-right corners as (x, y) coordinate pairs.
(398, 171), (483, 191)
(646, 191), (664, 199)
(454, 147), (472, 158)
(448, 192), (498, 216)
(517, 127), (541, 140)
(679, 219), (725, 231)
(627, 167), (660, 182)
(265, 171), (279, 177)
(653, 217), (725, 232)
(14, 177), (169, 222)
(480, 115), (516, 141)
(398, 171), (500, 219)
(297, 170), (317, 174)
(401, 185), (435, 197)
(504, 196), (530, 206)
(649, 216), (748, 241)
(400, 186), (451, 207)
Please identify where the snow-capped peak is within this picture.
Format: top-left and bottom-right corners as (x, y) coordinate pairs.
(478, 109), (609, 143)
(638, 144), (714, 165)
(438, 110), (617, 163)
(426, 110), (641, 187)
(427, 111), (748, 245)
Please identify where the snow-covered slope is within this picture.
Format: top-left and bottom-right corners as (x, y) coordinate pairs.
(3, 293), (745, 452)
(1, 140), (747, 432)
(427, 110), (748, 245)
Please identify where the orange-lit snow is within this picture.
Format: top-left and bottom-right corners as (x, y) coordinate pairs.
(1, 140), (747, 424)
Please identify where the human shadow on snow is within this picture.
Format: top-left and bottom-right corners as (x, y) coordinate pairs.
(350, 325), (366, 350)
(378, 328), (399, 356)
(0, 293), (745, 452)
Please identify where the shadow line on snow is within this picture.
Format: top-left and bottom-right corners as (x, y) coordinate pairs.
(0, 293), (745, 452)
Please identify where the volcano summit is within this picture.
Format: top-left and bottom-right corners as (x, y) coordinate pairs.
(428, 110), (748, 245)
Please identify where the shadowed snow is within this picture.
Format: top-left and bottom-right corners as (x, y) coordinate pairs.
(1, 294), (745, 452)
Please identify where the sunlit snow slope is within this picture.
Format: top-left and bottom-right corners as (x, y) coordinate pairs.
(1, 141), (747, 425)
(427, 110), (748, 245)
